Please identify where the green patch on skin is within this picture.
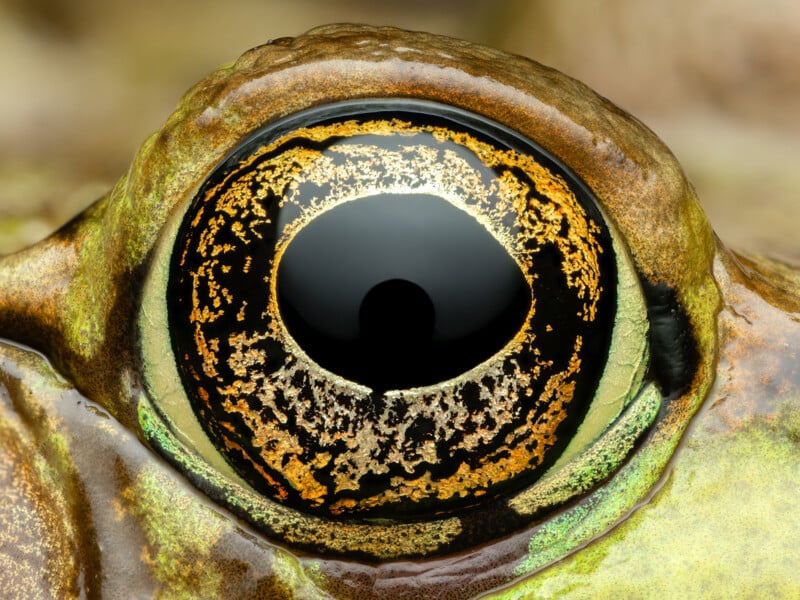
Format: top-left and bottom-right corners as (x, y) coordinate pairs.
(506, 354), (716, 582)
(488, 396), (800, 599)
(511, 384), (661, 516)
(119, 465), (226, 598)
(779, 401), (800, 443)
(268, 551), (329, 600)
(61, 192), (115, 362)
(683, 274), (721, 370)
(137, 399), (332, 597)
(508, 438), (674, 580)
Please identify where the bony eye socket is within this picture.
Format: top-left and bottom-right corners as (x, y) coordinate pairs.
(140, 98), (653, 552)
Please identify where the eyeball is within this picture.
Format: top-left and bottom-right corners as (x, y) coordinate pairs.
(0, 24), (722, 597)
(135, 25), (710, 561)
(165, 99), (621, 519)
(142, 94), (654, 549)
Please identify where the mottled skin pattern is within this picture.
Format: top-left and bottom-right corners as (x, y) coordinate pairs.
(0, 25), (797, 598)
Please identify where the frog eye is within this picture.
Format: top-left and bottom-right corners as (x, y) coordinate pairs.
(139, 94), (670, 552)
(0, 25), (717, 581)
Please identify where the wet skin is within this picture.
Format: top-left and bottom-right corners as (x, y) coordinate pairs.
(0, 25), (798, 598)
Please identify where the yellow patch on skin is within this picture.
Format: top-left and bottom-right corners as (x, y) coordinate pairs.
(118, 465), (227, 598)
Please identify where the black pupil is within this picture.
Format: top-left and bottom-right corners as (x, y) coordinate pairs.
(277, 193), (531, 392)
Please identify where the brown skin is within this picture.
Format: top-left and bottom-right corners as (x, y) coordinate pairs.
(0, 26), (797, 598)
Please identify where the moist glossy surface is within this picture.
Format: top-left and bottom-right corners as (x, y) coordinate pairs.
(0, 24), (795, 599)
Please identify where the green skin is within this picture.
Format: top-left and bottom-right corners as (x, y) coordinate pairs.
(0, 25), (797, 598)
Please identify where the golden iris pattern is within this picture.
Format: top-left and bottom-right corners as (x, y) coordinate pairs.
(167, 101), (616, 518)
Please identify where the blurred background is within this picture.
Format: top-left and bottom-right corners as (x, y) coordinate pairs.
(1, 0), (798, 259)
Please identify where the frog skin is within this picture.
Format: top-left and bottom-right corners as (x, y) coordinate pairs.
(0, 25), (797, 599)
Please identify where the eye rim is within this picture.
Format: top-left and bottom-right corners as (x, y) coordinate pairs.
(163, 97), (624, 518)
(138, 94), (658, 558)
(130, 28), (712, 564)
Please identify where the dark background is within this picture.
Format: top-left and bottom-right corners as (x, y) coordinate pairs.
(1, 0), (798, 259)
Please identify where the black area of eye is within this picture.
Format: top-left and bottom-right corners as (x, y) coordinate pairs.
(640, 280), (699, 397)
(277, 194), (532, 392)
(359, 278), (435, 365)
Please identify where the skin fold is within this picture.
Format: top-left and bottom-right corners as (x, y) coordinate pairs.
(0, 25), (797, 598)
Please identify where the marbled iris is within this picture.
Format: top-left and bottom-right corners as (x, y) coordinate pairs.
(167, 101), (618, 519)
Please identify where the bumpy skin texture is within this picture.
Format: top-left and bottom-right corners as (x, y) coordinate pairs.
(0, 25), (797, 598)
